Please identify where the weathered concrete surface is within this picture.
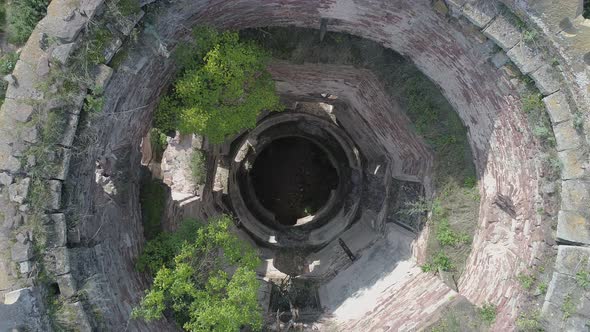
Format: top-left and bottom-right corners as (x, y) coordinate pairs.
(318, 224), (456, 331)
(542, 246), (590, 330)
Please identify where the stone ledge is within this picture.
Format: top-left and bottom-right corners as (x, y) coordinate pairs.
(560, 180), (590, 212)
(483, 15), (521, 50)
(543, 91), (572, 124)
(461, 1), (497, 28)
(530, 64), (561, 96)
(557, 211), (590, 245)
(506, 41), (543, 74)
(558, 149), (588, 180)
(553, 120), (582, 152)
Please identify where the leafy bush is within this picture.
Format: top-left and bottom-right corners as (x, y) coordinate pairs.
(191, 150), (206, 184)
(422, 251), (454, 273)
(7, 0), (49, 45)
(154, 27), (282, 144)
(136, 219), (201, 274)
(116, 0), (141, 16)
(516, 310), (542, 331)
(133, 216), (262, 332)
(517, 273), (535, 290)
(479, 303), (497, 325)
(436, 218), (469, 247)
(0, 51), (18, 75)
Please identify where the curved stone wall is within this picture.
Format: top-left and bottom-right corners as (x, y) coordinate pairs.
(0, 0), (587, 330)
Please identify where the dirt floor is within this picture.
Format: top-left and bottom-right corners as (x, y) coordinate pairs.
(251, 137), (339, 226)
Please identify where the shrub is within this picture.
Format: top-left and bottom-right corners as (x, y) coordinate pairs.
(436, 218), (469, 247)
(136, 219), (201, 274)
(516, 310), (542, 331)
(116, 0), (141, 16)
(154, 27), (282, 144)
(521, 93), (544, 114)
(7, 0), (49, 45)
(0, 51), (18, 75)
(517, 273), (535, 290)
(479, 303), (497, 325)
(576, 269), (590, 290)
(422, 251), (454, 273)
(191, 150), (206, 185)
(133, 216), (262, 332)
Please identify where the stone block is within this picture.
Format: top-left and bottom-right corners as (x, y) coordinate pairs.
(51, 42), (76, 65)
(8, 178), (30, 204)
(11, 242), (32, 262)
(2, 99), (35, 123)
(5, 61), (44, 101)
(47, 180), (63, 211)
(557, 211), (590, 245)
(79, 0), (105, 19)
(19, 261), (33, 274)
(461, 1), (497, 28)
(543, 92), (571, 124)
(61, 113), (79, 147)
(553, 120), (582, 152)
(54, 148), (72, 181)
(56, 273), (77, 298)
(17, 30), (48, 68)
(506, 42), (543, 74)
(0, 172), (13, 186)
(104, 38), (123, 64)
(561, 180), (590, 213)
(39, 5), (86, 43)
(483, 15), (521, 50)
(530, 64), (561, 96)
(44, 247), (70, 275)
(93, 65), (113, 90)
(46, 214), (67, 248)
(542, 271), (590, 331)
(21, 125), (38, 144)
(558, 149), (587, 180)
(55, 301), (92, 332)
(113, 10), (144, 36)
(0, 155), (21, 173)
(554, 246), (590, 275)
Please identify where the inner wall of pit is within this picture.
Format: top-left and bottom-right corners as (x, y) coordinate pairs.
(59, 0), (586, 330)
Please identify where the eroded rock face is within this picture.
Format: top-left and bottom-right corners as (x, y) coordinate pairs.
(0, 0), (587, 330)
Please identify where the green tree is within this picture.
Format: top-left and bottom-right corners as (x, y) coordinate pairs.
(132, 216), (263, 332)
(154, 27), (282, 143)
(7, 0), (48, 44)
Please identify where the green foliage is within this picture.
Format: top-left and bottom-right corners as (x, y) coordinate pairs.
(116, 0), (141, 16)
(584, 0), (590, 19)
(537, 281), (548, 295)
(154, 27), (282, 144)
(516, 310), (542, 331)
(0, 51), (18, 75)
(136, 219), (201, 274)
(463, 175), (476, 188)
(139, 178), (166, 241)
(86, 27), (113, 65)
(133, 216), (262, 331)
(522, 29), (538, 44)
(421, 251), (454, 273)
(479, 303), (497, 325)
(576, 269), (590, 290)
(561, 294), (575, 320)
(149, 128), (168, 162)
(522, 93), (544, 114)
(436, 218), (469, 247)
(6, 0), (48, 44)
(83, 92), (105, 113)
(191, 150), (206, 184)
(517, 273), (535, 290)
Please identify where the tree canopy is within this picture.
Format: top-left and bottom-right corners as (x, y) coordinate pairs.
(154, 27), (282, 143)
(132, 216), (263, 332)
